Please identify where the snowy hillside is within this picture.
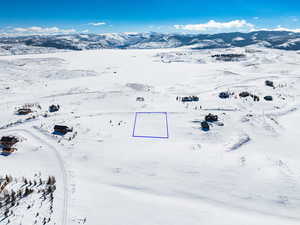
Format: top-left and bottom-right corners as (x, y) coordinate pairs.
(2, 31), (300, 56)
(0, 46), (300, 225)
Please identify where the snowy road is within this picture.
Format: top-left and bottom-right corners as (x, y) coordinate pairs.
(0, 126), (69, 225)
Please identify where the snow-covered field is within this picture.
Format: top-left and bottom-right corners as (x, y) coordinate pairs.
(0, 46), (300, 225)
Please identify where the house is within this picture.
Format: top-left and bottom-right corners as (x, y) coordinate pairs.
(182, 97), (192, 102)
(219, 92), (230, 99)
(265, 80), (274, 88)
(264, 96), (273, 101)
(1, 148), (16, 156)
(136, 97), (144, 102)
(239, 92), (250, 98)
(16, 108), (32, 115)
(49, 104), (60, 112)
(54, 125), (73, 135)
(0, 136), (19, 148)
(181, 96), (199, 102)
(205, 113), (218, 122)
(201, 121), (210, 131)
(192, 96), (199, 101)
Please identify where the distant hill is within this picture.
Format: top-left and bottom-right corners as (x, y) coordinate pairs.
(1, 31), (300, 55)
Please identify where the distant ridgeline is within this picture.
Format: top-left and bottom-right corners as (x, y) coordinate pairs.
(1, 31), (300, 55)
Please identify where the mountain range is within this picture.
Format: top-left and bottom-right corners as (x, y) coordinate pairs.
(1, 31), (300, 55)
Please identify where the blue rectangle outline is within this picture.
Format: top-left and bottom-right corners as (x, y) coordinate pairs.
(132, 112), (169, 139)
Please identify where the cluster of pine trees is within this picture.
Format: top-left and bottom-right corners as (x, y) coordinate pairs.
(0, 174), (57, 224)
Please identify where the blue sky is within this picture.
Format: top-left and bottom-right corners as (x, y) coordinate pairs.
(1, 0), (300, 35)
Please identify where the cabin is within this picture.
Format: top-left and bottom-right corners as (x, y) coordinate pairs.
(201, 121), (210, 131)
(1, 148), (16, 156)
(265, 80), (274, 88)
(49, 104), (60, 113)
(264, 96), (273, 101)
(136, 97), (144, 102)
(239, 92), (250, 98)
(54, 125), (73, 135)
(205, 113), (218, 122)
(16, 108), (32, 115)
(0, 136), (19, 148)
(181, 96), (199, 102)
(219, 92), (230, 99)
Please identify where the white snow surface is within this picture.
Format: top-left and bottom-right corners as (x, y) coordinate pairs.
(0, 47), (300, 224)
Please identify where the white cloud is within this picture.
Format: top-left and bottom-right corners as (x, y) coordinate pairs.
(13, 26), (76, 34)
(88, 22), (106, 26)
(253, 17), (259, 20)
(174, 20), (254, 32)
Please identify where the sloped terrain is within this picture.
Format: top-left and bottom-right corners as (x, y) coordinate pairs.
(0, 46), (300, 224)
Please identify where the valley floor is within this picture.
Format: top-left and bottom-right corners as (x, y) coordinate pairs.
(0, 47), (300, 224)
